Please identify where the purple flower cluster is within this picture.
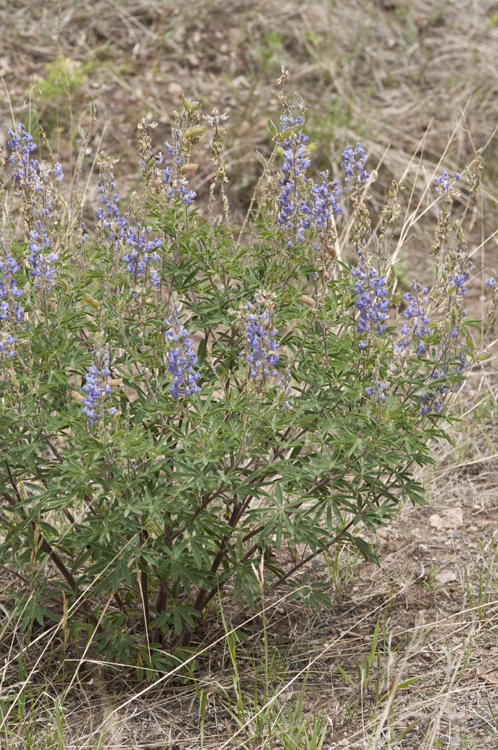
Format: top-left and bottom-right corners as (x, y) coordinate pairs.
(351, 254), (390, 345)
(97, 163), (163, 293)
(341, 143), (370, 189)
(280, 368), (292, 409)
(121, 226), (162, 291)
(278, 114), (341, 248)
(28, 219), (59, 287)
(419, 391), (443, 415)
(311, 175), (342, 230)
(365, 378), (386, 402)
(394, 282), (431, 356)
(149, 134), (196, 205)
(7, 124), (38, 184)
(0, 231), (24, 359)
(418, 339), (470, 415)
(7, 124), (64, 290)
(0, 333), (17, 358)
(81, 344), (118, 425)
(434, 171), (460, 194)
(244, 293), (280, 383)
(278, 114), (311, 243)
(0, 252), (24, 323)
(448, 247), (471, 297)
(97, 166), (122, 248)
(165, 311), (201, 399)
(412, 329), (469, 414)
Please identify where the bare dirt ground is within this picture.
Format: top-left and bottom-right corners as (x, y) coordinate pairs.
(1, 1), (498, 748)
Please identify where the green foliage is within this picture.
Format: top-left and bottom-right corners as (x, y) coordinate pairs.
(38, 56), (89, 101)
(35, 55), (90, 132)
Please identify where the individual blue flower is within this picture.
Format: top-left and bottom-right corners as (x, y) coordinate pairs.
(165, 310), (201, 398)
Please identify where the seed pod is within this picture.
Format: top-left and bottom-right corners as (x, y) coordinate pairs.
(300, 295), (315, 309)
(179, 163), (199, 173)
(108, 378), (123, 388)
(83, 294), (100, 310)
(184, 126), (207, 139)
(324, 243), (337, 259)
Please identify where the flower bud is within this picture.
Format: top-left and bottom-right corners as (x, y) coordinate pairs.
(280, 124), (301, 139)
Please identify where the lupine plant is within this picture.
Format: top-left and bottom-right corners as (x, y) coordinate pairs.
(0, 82), (496, 674)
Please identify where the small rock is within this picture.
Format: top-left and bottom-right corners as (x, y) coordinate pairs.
(167, 82), (183, 101)
(232, 74), (251, 90)
(186, 53), (200, 68)
(435, 570), (457, 584)
(429, 508), (463, 530)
